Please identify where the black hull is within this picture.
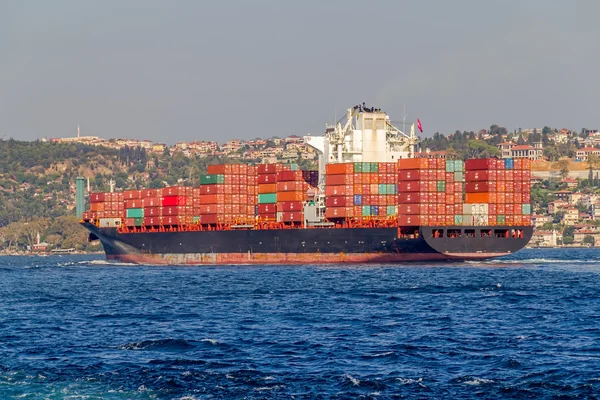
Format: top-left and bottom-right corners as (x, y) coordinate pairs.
(82, 223), (533, 265)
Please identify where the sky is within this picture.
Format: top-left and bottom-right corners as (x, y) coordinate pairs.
(1, 0), (599, 144)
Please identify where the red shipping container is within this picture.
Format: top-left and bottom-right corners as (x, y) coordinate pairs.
(140, 189), (157, 198)
(277, 181), (305, 192)
(162, 187), (184, 197)
(144, 206), (162, 216)
(522, 193), (531, 203)
(325, 174), (352, 186)
(371, 174), (380, 184)
(398, 170), (427, 181)
(124, 199), (144, 209)
(398, 215), (420, 225)
(281, 212), (303, 222)
(198, 214), (217, 224)
(325, 206), (353, 218)
(162, 196), (187, 207)
(326, 196), (348, 207)
(398, 181), (427, 192)
(454, 192), (463, 204)
(258, 204), (277, 214)
(465, 182), (491, 193)
(465, 158), (496, 170)
(497, 203), (506, 214)
(277, 170), (303, 181)
(398, 203), (426, 215)
(258, 174), (277, 184)
(123, 190), (141, 200)
(466, 170), (496, 181)
(141, 197), (160, 207)
(200, 185), (224, 195)
(523, 215), (531, 224)
(279, 201), (303, 212)
(257, 164), (277, 174)
(162, 206), (186, 216)
(325, 185), (351, 196)
(143, 216), (162, 226)
(90, 193), (106, 203)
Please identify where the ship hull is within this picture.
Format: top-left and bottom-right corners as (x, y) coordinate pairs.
(83, 223), (533, 265)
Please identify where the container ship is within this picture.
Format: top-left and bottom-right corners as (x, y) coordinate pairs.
(81, 105), (533, 264)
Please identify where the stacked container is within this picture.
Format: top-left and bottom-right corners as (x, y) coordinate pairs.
(464, 158), (531, 226)
(85, 192), (124, 226)
(197, 164), (255, 225)
(276, 169), (317, 223)
(324, 163), (354, 219)
(397, 158), (439, 226)
(325, 162), (399, 220)
(257, 164), (287, 221)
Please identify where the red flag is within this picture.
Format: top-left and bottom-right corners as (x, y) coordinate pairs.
(417, 119), (423, 133)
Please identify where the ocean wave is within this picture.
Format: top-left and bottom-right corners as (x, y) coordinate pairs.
(116, 338), (196, 351)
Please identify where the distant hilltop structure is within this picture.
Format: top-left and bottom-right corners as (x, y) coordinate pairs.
(50, 125), (101, 144)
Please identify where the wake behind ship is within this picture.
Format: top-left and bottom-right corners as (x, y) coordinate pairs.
(81, 105), (533, 264)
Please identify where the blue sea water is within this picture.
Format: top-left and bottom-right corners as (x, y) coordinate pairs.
(2, 250), (600, 399)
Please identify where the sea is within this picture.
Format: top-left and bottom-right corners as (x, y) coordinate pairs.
(2, 249), (600, 399)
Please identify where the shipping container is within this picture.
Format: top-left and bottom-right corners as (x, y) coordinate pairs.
(465, 158), (496, 170)
(465, 192), (490, 203)
(89, 192), (106, 203)
(200, 174), (225, 185)
(258, 193), (277, 204)
(398, 158), (429, 170)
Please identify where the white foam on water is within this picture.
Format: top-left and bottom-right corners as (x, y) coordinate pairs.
(344, 374), (360, 386)
(463, 377), (494, 385)
(201, 338), (219, 345)
(397, 377), (423, 385)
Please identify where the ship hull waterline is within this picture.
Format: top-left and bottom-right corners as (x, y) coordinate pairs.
(83, 222), (533, 265)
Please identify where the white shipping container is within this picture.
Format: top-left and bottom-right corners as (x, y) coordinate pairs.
(99, 218), (122, 228)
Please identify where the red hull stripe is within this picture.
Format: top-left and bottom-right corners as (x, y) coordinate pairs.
(106, 252), (509, 265)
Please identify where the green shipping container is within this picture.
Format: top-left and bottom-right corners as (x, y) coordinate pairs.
(258, 193), (277, 204)
(388, 184), (397, 195)
(454, 172), (464, 182)
(522, 204), (531, 215)
(454, 160), (464, 172)
(193, 216), (201, 223)
(126, 208), (144, 218)
(200, 174), (225, 185)
(454, 215), (463, 224)
(437, 181), (446, 192)
(362, 206), (371, 216)
(290, 163), (299, 171)
(497, 215), (506, 224)
(369, 162), (379, 173)
(379, 184), (388, 195)
(445, 160), (455, 173)
(387, 205), (397, 216)
(131, 217), (143, 226)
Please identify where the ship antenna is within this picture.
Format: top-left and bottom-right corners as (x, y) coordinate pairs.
(77, 124), (80, 138)
(401, 104), (408, 135)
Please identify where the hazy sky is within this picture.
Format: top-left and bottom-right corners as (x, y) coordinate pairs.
(2, 1), (599, 144)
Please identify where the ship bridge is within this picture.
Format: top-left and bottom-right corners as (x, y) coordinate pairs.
(304, 104), (419, 181)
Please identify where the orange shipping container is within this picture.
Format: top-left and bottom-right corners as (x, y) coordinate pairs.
(398, 158), (429, 170)
(325, 163), (354, 175)
(277, 191), (304, 202)
(90, 202), (105, 212)
(465, 192), (490, 203)
(199, 194), (227, 205)
(258, 183), (277, 194)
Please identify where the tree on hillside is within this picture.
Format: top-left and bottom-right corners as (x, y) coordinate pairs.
(557, 159), (570, 179)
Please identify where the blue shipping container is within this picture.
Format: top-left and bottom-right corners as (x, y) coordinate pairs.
(504, 158), (514, 169)
(354, 194), (363, 206)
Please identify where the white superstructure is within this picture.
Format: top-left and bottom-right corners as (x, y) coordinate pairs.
(304, 104), (419, 181)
